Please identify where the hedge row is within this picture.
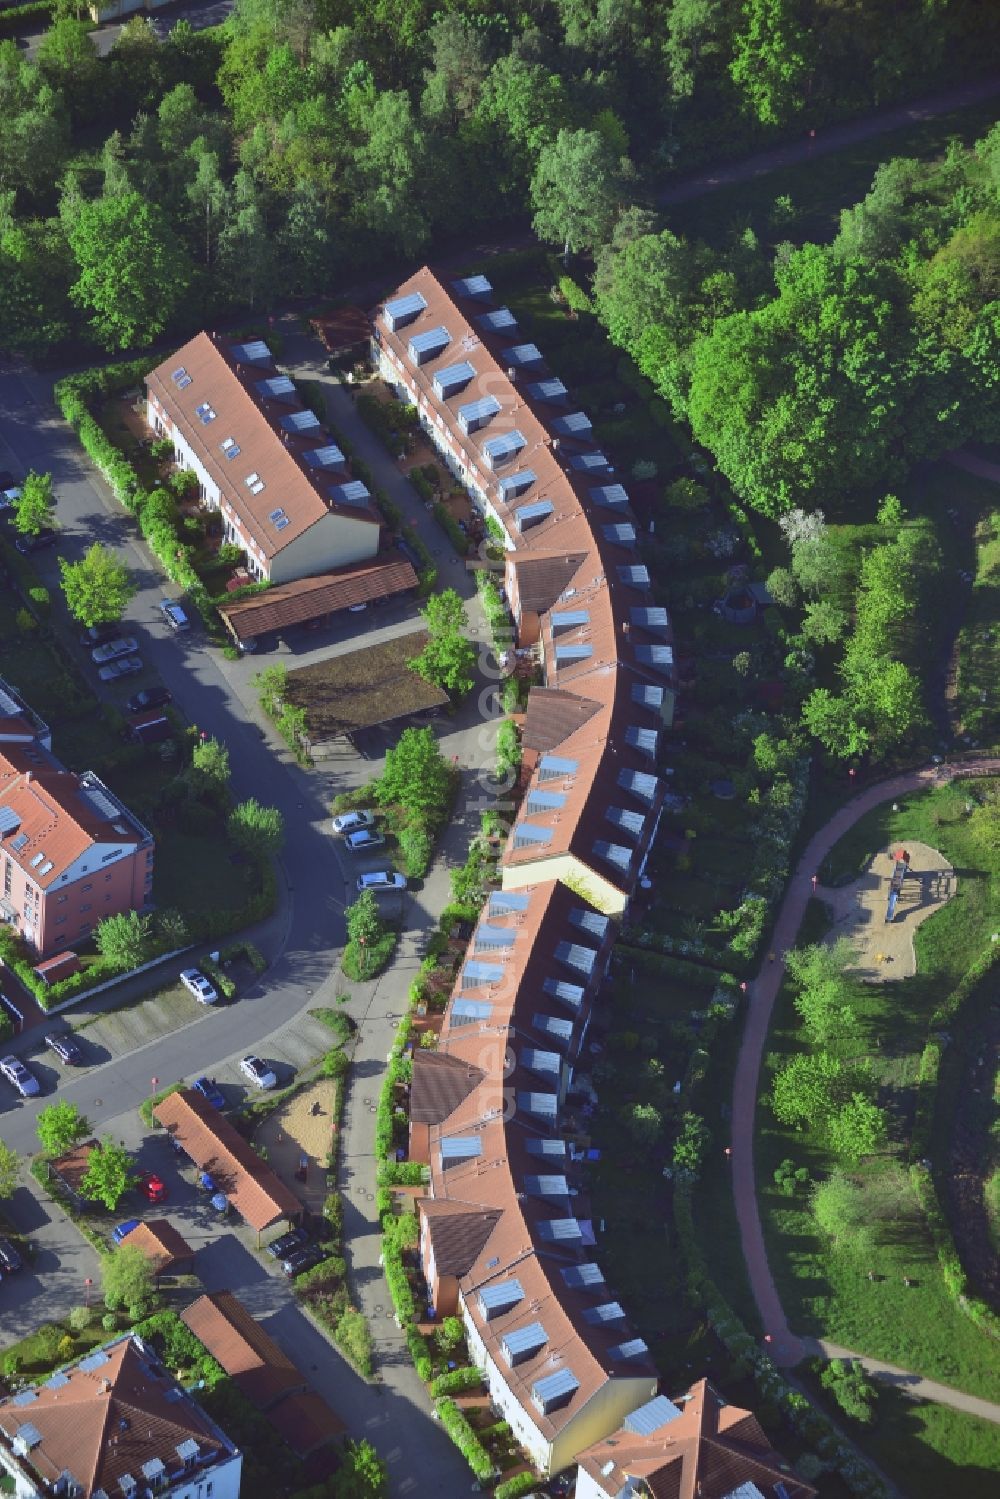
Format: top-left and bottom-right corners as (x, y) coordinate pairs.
(434, 1398), (493, 1483)
(494, 1473), (544, 1499)
(673, 1184), (890, 1499)
(429, 1365), (484, 1397)
(431, 500), (470, 556)
(909, 1164), (1000, 1340)
(614, 943), (738, 992)
(910, 945), (1000, 1159)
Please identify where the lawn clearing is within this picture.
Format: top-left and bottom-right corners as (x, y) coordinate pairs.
(840, 1385), (1000, 1499)
(285, 632), (447, 739)
(153, 828), (259, 925)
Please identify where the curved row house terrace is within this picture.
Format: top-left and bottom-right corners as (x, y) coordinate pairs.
(374, 268), (686, 1481)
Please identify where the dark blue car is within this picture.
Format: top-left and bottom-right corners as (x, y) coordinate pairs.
(112, 1219), (139, 1244)
(192, 1076), (225, 1109)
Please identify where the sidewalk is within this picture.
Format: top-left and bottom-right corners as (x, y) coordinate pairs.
(802, 1338), (1000, 1426)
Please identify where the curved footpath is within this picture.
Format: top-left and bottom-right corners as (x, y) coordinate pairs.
(731, 756), (1000, 1414)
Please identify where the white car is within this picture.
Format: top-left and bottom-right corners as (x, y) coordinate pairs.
(357, 871), (407, 892)
(345, 828), (384, 852)
(179, 967), (218, 1005)
(332, 810), (374, 835)
(99, 656), (143, 682)
(0, 1055), (40, 1098)
(240, 1054), (277, 1090)
(159, 599), (189, 631)
(92, 636), (138, 665)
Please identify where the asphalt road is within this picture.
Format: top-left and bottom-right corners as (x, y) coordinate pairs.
(21, 0), (235, 61)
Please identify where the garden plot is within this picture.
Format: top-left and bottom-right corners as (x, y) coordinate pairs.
(818, 841), (955, 982)
(255, 1078), (338, 1215)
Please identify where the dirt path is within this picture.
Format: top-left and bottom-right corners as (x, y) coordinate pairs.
(730, 756), (1000, 1373)
(657, 74), (1000, 207)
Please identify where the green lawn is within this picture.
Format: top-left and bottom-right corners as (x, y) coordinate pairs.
(153, 829), (258, 922)
(843, 1386), (1000, 1499)
(758, 779), (1000, 1407)
(667, 98), (1000, 251)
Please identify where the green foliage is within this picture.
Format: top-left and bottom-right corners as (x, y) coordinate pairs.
(397, 822), (433, 878)
(67, 191), (192, 351)
(59, 542), (136, 626)
(435, 1397), (493, 1482)
(433, 1314), (464, 1355)
(36, 1102), (90, 1158)
(81, 1137), (136, 1212)
(430, 1365), (483, 1397)
(820, 1358), (877, 1425)
(95, 910), (155, 971)
(342, 929), (397, 981)
(494, 1474), (544, 1499)
(345, 889), (384, 951)
(410, 588), (475, 697)
(102, 1243), (154, 1314)
(0, 1139), (18, 1198)
(12, 470), (54, 536)
(531, 127), (622, 259)
(376, 727), (453, 823)
(227, 798), (284, 858)
(494, 719), (520, 782)
(628, 1101), (663, 1147)
(672, 1111), (711, 1178)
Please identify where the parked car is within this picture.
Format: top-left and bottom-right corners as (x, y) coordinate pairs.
(281, 1244), (328, 1278)
(92, 636), (138, 666)
(14, 528), (56, 555)
(345, 828), (385, 852)
(179, 967), (217, 1005)
(126, 686), (172, 714)
(0, 1238), (22, 1273)
(111, 1219), (140, 1245)
(0, 1055), (40, 1097)
(357, 870), (407, 892)
(192, 1076), (225, 1109)
(44, 1033), (84, 1066)
(79, 623), (121, 650)
(99, 656), (143, 682)
(239, 1054), (277, 1090)
(331, 810), (374, 835)
(0, 487), (21, 510)
(266, 1226), (309, 1260)
(159, 599), (190, 631)
(139, 1173), (167, 1203)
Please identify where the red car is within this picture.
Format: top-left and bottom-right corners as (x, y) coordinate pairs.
(140, 1173), (167, 1203)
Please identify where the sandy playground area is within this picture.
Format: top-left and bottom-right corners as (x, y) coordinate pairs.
(816, 839), (955, 982)
(255, 1077), (338, 1215)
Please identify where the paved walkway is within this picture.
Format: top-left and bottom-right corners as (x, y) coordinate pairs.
(731, 756), (1000, 1373)
(801, 1339), (1000, 1426)
(947, 447), (1000, 485)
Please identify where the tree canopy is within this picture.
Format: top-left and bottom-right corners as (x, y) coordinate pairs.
(59, 543), (137, 627)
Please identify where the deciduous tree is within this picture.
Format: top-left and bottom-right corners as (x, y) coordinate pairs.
(67, 190), (192, 350)
(59, 544), (136, 627)
(227, 799), (284, 859)
(531, 128), (623, 262)
(12, 470), (54, 537)
(102, 1242), (154, 1314)
(0, 1140), (18, 1199)
(37, 1102), (91, 1158)
(81, 1138), (136, 1211)
(376, 727), (451, 820)
(95, 910), (155, 971)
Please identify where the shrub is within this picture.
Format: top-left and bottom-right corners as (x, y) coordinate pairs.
(435, 1398), (492, 1481)
(430, 1366), (484, 1396)
(334, 1305), (374, 1376)
(406, 1323), (433, 1382)
(495, 1474), (544, 1499)
(431, 501), (469, 555)
(342, 929), (397, 980)
(397, 823), (433, 878)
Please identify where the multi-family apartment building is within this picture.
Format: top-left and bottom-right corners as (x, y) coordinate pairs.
(0, 744), (154, 958)
(0, 1333), (242, 1499)
(146, 332), (381, 584)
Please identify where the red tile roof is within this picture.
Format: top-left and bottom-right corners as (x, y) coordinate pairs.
(127, 1219), (195, 1276)
(218, 551), (417, 641)
(181, 1292), (305, 1410)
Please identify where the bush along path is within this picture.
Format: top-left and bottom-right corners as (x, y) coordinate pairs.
(731, 755), (1000, 1378)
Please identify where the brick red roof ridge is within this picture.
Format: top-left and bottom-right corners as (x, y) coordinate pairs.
(0, 748), (146, 889)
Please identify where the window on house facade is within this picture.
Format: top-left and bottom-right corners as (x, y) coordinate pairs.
(80, 904), (92, 913)
(81, 884), (92, 892)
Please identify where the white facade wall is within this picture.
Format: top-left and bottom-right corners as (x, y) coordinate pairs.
(0, 1446), (241, 1499)
(461, 1301), (554, 1473)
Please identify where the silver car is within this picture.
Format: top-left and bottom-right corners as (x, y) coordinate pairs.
(99, 656), (143, 682)
(0, 1055), (40, 1098)
(92, 636), (138, 665)
(331, 810), (374, 835)
(180, 967), (218, 1005)
(357, 871), (407, 892)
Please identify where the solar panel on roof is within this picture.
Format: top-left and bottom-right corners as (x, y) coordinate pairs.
(524, 1174), (569, 1197)
(569, 908), (609, 939)
(520, 1048), (561, 1078)
(525, 1134), (568, 1157)
(502, 1321), (547, 1363)
(458, 395), (501, 434)
(230, 339), (270, 363)
(589, 484), (629, 509)
(0, 806), (21, 836)
(478, 1278), (523, 1317)
(450, 996), (492, 1025)
(526, 378), (567, 402)
(463, 958), (505, 985)
(571, 451), (611, 473)
(505, 343), (543, 367)
(483, 430), (526, 467)
(489, 890), (529, 915)
(538, 754), (577, 780)
(631, 606), (669, 632)
(603, 523), (636, 546)
(78, 1350), (109, 1373)
(552, 410), (592, 436)
(554, 941), (596, 974)
(408, 325), (450, 365)
(609, 1338), (649, 1361)
(433, 361), (475, 399)
(551, 609), (590, 630)
(593, 840), (632, 871)
(281, 409), (320, 432)
(329, 480), (371, 508)
(383, 291), (427, 330)
(10, 832), (28, 852)
(582, 1301), (626, 1326)
(304, 444), (346, 469)
(512, 823), (552, 850)
(80, 784), (119, 820)
(634, 644), (673, 670)
(533, 1013), (573, 1045)
(45, 1372), (69, 1391)
(497, 468), (536, 500)
(452, 274), (493, 299)
(12, 1392), (37, 1409)
(474, 923), (516, 951)
(526, 788), (566, 815)
(515, 498), (553, 530)
(440, 1136), (482, 1162)
(607, 807), (646, 837)
(170, 366), (192, 388)
(618, 768), (659, 802)
(554, 643), (592, 663)
(255, 375), (295, 400)
(632, 682), (664, 708)
(538, 1216), (580, 1241)
(623, 1395), (682, 1436)
(626, 726), (659, 756)
(477, 307), (517, 333)
(518, 1091), (558, 1120)
(561, 1261), (604, 1290)
(141, 1459), (166, 1482)
(619, 563), (650, 587)
(542, 977), (583, 1010)
(532, 1367), (579, 1413)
